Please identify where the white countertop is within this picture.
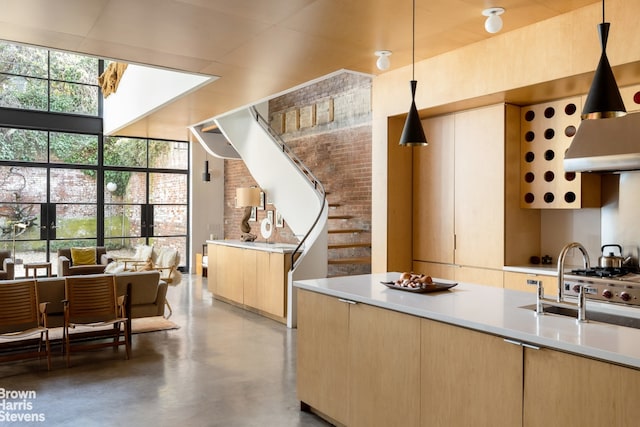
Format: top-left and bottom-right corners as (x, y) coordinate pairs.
(206, 239), (299, 253)
(294, 272), (640, 369)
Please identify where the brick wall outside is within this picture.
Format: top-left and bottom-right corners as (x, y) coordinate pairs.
(224, 72), (372, 276)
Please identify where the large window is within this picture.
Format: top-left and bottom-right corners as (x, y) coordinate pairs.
(0, 41), (99, 115)
(0, 41), (190, 276)
(103, 137), (189, 263)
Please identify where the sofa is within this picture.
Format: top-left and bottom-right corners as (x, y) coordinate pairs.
(0, 251), (15, 280)
(57, 247), (113, 277)
(36, 271), (168, 328)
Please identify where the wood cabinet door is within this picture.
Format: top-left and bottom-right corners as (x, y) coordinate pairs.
(264, 252), (286, 317)
(503, 271), (542, 293)
(242, 248), (258, 308)
(454, 104), (505, 269)
(216, 246), (244, 304)
(454, 265), (504, 288)
(412, 260), (456, 281)
(207, 243), (218, 294)
(297, 290), (349, 425)
(349, 303), (421, 427)
(524, 347), (640, 427)
(421, 319), (522, 427)
(413, 114), (455, 264)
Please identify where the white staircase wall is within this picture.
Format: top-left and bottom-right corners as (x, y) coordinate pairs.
(214, 106), (328, 327)
(189, 124), (241, 159)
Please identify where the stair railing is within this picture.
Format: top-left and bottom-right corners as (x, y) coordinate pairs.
(249, 106), (326, 270)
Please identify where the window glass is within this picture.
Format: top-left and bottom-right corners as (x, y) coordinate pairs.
(50, 168), (97, 204)
(104, 137), (147, 168)
(149, 173), (188, 204)
(50, 51), (98, 85)
(0, 75), (48, 110)
(0, 42), (47, 77)
(104, 171), (147, 204)
(50, 81), (99, 115)
(0, 166), (47, 204)
(149, 140), (188, 170)
(0, 128), (48, 162)
(50, 132), (98, 165)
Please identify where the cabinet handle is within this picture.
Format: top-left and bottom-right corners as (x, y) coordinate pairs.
(338, 298), (357, 305)
(503, 338), (540, 350)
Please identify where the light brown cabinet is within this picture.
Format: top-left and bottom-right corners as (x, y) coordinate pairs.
(297, 289), (421, 427)
(520, 97), (600, 209)
(207, 242), (291, 322)
(421, 319), (523, 426)
(297, 289), (349, 425)
(413, 104), (531, 282)
(348, 302), (421, 427)
(297, 288), (640, 426)
(503, 270), (548, 293)
(524, 346), (640, 427)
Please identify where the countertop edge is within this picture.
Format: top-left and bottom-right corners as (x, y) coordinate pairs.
(206, 239), (299, 253)
(294, 274), (640, 369)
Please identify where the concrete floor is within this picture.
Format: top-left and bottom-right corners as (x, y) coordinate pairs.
(0, 275), (330, 427)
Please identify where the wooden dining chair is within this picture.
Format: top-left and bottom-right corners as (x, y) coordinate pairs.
(63, 274), (130, 367)
(0, 279), (51, 370)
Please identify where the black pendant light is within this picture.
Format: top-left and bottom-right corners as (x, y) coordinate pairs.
(581, 0), (626, 119)
(399, 0), (428, 146)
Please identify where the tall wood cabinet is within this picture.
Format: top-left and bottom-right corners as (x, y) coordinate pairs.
(412, 104), (531, 286)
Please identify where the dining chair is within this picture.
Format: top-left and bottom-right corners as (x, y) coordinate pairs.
(0, 279), (51, 370)
(63, 274), (130, 367)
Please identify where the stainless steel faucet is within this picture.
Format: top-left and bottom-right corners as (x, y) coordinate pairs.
(557, 242), (590, 303)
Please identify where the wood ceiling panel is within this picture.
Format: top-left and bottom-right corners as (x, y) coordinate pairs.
(0, 0), (601, 139)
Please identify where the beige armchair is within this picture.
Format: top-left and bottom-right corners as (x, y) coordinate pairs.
(0, 251), (15, 280)
(57, 247), (112, 277)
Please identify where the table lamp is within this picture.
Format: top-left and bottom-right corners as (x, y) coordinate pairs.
(236, 187), (261, 242)
(12, 222), (27, 265)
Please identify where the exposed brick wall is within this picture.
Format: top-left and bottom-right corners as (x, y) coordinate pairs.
(224, 72), (372, 276)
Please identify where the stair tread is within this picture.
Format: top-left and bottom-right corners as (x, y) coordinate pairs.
(328, 215), (353, 219)
(328, 257), (371, 265)
(328, 228), (367, 234)
(328, 242), (371, 249)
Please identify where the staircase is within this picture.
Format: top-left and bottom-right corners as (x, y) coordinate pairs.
(327, 198), (371, 277)
(191, 104), (327, 327)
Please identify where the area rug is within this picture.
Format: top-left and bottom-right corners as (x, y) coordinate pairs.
(46, 317), (180, 340)
(131, 316), (180, 334)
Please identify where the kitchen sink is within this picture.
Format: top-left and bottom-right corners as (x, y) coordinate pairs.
(520, 304), (640, 330)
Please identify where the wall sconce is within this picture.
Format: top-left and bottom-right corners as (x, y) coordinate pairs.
(236, 187), (261, 242)
(375, 50), (392, 71)
(202, 160), (211, 182)
(482, 7), (504, 34)
(12, 222), (27, 265)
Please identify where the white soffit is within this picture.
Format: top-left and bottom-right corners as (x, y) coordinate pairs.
(103, 64), (217, 136)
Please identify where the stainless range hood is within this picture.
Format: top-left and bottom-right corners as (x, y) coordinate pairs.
(564, 113), (640, 173)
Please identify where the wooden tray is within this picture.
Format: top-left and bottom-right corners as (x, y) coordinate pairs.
(380, 280), (458, 293)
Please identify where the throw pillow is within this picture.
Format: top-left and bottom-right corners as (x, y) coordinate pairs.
(70, 247), (96, 266)
(134, 244), (153, 262)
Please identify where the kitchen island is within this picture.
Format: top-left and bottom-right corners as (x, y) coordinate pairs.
(207, 240), (299, 324)
(294, 272), (640, 427)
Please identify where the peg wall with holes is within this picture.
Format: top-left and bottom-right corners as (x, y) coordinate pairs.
(520, 97), (601, 209)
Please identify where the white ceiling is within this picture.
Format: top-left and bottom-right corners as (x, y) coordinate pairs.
(0, 0), (599, 140)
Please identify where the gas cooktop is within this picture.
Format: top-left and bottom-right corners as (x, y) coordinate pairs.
(564, 267), (640, 306)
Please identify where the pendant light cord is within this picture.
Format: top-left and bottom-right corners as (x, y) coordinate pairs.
(602, 0), (605, 23)
(412, 0), (416, 80)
